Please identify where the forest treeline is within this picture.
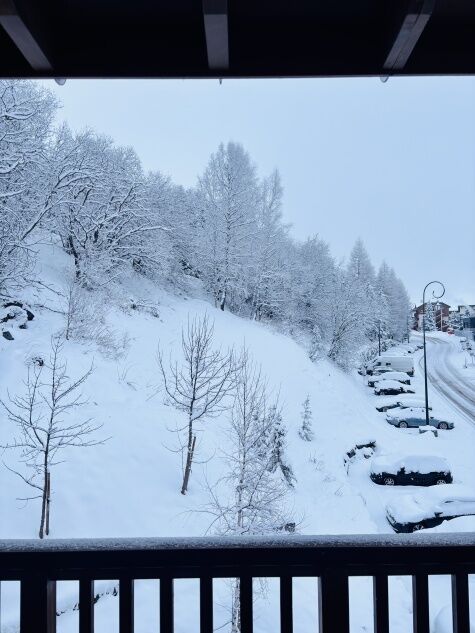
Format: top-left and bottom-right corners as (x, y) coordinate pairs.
(0, 80), (410, 368)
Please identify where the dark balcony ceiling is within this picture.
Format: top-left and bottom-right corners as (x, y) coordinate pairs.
(0, 0), (474, 79)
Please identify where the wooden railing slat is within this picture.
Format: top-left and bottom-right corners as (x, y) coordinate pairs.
(240, 576), (253, 633)
(79, 578), (94, 633)
(319, 573), (349, 633)
(452, 572), (470, 633)
(200, 577), (213, 633)
(280, 575), (293, 633)
(21, 577), (56, 633)
(119, 577), (134, 633)
(160, 577), (174, 633)
(373, 574), (389, 633)
(412, 573), (429, 633)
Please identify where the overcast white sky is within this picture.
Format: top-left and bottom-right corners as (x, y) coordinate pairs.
(43, 77), (475, 306)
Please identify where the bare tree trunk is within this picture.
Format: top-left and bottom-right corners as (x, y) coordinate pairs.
(39, 470), (47, 539)
(181, 433), (196, 495)
(45, 471), (51, 536)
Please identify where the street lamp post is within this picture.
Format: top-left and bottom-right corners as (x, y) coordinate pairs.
(422, 280), (445, 427)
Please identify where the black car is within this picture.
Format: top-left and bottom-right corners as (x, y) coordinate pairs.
(370, 455), (452, 486)
(386, 485), (475, 533)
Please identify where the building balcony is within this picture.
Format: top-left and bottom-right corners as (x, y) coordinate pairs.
(1, 533), (474, 633)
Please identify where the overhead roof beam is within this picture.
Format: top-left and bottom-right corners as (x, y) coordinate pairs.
(383, 0), (436, 73)
(203, 0), (229, 71)
(0, 0), (52, 71)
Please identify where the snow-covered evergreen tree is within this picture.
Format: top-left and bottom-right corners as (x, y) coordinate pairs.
(264, 405), (296, 487)
(424, 301), (437, 331)
(298, 396), (314, 441)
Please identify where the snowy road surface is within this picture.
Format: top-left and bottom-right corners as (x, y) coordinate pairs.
(421, 335), (475, 425)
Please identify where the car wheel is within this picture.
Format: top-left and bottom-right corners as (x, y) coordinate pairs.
(438, 422), (448, 430)
(412, 524), (423, 532)
(436, 479), (447, 485)
(383, 477), (395, 486)
(398, 421), (408, 428)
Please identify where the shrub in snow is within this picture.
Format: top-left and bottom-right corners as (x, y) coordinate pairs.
(298, 395), (314, 441)
(61, 279), (128, 359)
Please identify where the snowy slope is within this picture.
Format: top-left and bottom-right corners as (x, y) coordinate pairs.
(1, 243), (474, 632)
(0, 243), (383, 541)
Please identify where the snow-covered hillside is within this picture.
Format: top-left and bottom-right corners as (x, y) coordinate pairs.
(1, 244), (474, 632)
(1, 243), (381, 540)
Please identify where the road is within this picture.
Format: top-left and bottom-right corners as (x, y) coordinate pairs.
(419, 336), (475, 424)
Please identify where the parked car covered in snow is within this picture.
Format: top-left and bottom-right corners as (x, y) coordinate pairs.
(385, 407), (430, 420)
(366, 355), (414, 376)
(386, 485), (475, 532)
(374, 380), (415, 396)
(385, 414), (454, 430)
(370, 454), (452, 486)
(397, 343), (419, 354)
(375, 398), (431, 413)
(367, 371), (411, 387)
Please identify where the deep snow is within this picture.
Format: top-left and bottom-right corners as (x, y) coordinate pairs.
(1, 244), (474, 632)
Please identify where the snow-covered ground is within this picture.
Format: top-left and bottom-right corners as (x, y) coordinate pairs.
(1, 244), (474, 632)
(419, 332), (475, 425)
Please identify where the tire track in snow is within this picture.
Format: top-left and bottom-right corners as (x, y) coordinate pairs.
(419, 338), (475, 426)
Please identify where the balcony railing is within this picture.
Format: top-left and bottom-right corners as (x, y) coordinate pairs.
(0, 533), (474, 633)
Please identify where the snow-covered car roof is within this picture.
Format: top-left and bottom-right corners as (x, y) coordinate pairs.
(374, 380), (405, 389)
(398, 344), (418, 352)
(371, 454), (450, 475)
(396, 399), (430, 409)
(371, 371), (408, 381)
(386, 485), (475, 523)
(386, 407), (430, 420)
(380, 350), (409, 357)
(375, 397), (428, 409)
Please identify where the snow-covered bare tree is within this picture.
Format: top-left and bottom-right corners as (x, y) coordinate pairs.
(289, 235), (336, 334)
(299, 396), (314, 441)
(158, 315), (235, 494)
(246, 170), (289, 320)
(0, 80), (57, 297)
(50, 126), (170, 288)
(376, 262), (411, 341)
(197, 142), (258, 311)
(326, 269), (371, 369)
(204, 349), (293, 631)
(0, 337), (104, 538)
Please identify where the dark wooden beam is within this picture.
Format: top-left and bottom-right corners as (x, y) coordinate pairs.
(383, 0), (436, 73)
(0, 0), (52, 71)
(202, 0), (229, 70)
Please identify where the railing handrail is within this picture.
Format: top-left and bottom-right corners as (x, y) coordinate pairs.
(1, 531), (475, 552)
(1, 533), (474, 633)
